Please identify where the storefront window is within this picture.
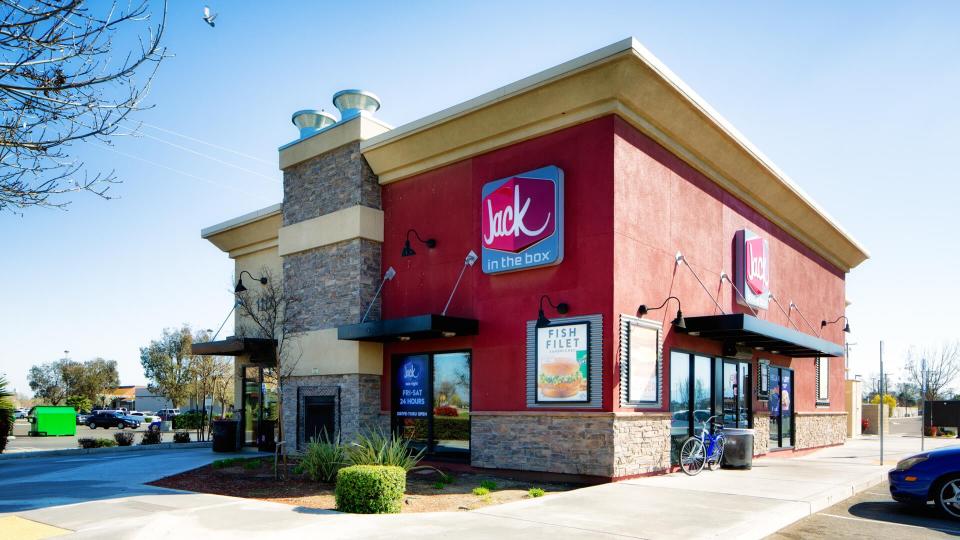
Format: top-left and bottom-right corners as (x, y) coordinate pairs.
(394, 351), (471, 459)
(669, 351), (691, 461)
(693, 356), (712, 425)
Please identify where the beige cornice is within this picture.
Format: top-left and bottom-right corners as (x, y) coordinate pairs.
(203, 206), (281, 256)
(278, 115), (392, 170)
(278, 205), (384, 256)
(360, 38), (868, 272)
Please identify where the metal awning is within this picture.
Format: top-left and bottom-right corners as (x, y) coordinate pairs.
(337, 314), (479, 343)
(680, 314), (844, 357)
(190, 336), (277, 363)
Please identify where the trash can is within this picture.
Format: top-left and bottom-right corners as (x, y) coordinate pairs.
(721, 428), (754, 469)
(211, 420), (239, 453)
(28, 406), (77, 436)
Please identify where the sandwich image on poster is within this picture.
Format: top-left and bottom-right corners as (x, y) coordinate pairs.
(536, 323), (589, 402)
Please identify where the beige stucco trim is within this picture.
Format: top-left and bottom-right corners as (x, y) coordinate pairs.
(278, 205), (384, 256)
(278, 115), (392, 170)
(204, 206), (281, 256)
(231, 238), (278, 259)
(286, 328), (383, 376)
(360, 39), (868, 272)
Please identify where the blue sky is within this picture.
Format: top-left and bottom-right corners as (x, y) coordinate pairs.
(2, 1), (958, 396)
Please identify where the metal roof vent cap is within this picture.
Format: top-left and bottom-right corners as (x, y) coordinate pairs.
(291, 110), (337, 139)
(332, 89), (380, 121)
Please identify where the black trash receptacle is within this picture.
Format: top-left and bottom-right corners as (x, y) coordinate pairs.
(211, 420), (239, 453)
(721, 428), (755, 469)
(257, 420), (276, 453)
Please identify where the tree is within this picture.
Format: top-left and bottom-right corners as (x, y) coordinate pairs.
(140, 325), (194, 409)
(0, 0), (167, 213)
(187, 329), (216, 441)
(0, 374), (13, 452)
(211, 357), (234, 420)
(27, 360), (67, 404)
(65, 395), (91, 413)
(60, 357), (119, 403)
(234, 267), (304, 449)
(904, 342), (960, 401)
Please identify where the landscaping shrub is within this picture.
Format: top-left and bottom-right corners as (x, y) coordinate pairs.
(211, 457), (249, 469)
(173, 411), (207, 430)
(173, 431), (191, 443)
(0, 409), (10, 455)
(301, 433), (348, 482)
(243, 459), (261, 470)
(434, 405), (459, 417)
(479, 480), (498, 491)
(114, 432), (135, 446)
(79, 438), (117, 449)
(528, 488), (545, 498)
(870, 394), (897, 416)
(433, 416), (469, 440)
(334, 465), (405, 514)
(349, 427), (425, 471)
(140, 430), (162, 445)
(472, 486), (490, 496)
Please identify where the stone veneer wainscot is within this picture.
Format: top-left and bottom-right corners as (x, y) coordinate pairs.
(794, 412), (847, 450)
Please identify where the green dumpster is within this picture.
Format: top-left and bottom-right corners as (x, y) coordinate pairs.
(29, 406), (77, 436)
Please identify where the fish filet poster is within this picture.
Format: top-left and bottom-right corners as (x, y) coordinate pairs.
(536, 323), (589, 403)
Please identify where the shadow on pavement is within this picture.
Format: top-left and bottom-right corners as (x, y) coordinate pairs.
(848, 501), (960, 536)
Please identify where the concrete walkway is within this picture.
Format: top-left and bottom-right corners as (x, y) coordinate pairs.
(4, 436), (956, 539)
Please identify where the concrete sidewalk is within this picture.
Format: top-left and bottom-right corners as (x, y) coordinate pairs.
(6, 435), (956, 539)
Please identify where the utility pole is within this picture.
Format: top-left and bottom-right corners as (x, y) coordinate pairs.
(880, 340), (884, 466)
(922, 357), (927, 451)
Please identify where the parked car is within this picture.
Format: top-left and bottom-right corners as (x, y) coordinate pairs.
(76, 412), (90, 425)
(890, 446), (960, 518)
(129, 411), (158, 423)
(14, 409), (28, 419)
(157, 408), (180, 421)
(86, 410), (141, 430)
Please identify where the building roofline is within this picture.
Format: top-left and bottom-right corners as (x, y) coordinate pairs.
(201, 203), (282, 239)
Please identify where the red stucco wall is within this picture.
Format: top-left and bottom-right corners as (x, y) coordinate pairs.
(377, 114), (848, 417)
(611, 116), (847, 414)
(380, 117), (616, 412)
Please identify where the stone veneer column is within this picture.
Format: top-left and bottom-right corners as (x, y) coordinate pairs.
(278, 120), (389, 448)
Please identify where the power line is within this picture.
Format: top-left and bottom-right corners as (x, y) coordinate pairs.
(135, 121), (275, 166)
(119, 125), (280, 184)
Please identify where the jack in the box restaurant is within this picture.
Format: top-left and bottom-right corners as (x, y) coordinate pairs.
(197, 38), (868, 481)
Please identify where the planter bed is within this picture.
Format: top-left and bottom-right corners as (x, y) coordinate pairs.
(149, 458), (576, 513)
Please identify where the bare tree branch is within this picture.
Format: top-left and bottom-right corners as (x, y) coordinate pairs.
(0, 0), (168, 213)
(904, 342), (960, 401)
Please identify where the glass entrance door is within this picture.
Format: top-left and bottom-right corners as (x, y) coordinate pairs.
(768, 366), (794, 448)
(722, 360), (751, 428)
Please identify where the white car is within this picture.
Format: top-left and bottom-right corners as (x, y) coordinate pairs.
(129, 411), (159, 423)
(14, 409), (28, 419)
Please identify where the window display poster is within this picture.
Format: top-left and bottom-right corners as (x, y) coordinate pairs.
(395, 355), (429, 418)
(628, 323), (658, 402)
(537, 323), (589, 402)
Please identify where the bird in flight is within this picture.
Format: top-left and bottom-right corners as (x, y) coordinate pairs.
(203, 5), (218, 27)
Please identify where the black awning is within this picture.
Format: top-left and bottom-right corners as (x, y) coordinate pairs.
(190, 337), (277, 363)
(337, 314), (479, 343)
(680, 314), (844, 357)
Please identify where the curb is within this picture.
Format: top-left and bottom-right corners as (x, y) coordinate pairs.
(0, 441), (212, 461)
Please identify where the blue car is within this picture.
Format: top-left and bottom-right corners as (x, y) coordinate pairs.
(889, 445), (960, 518)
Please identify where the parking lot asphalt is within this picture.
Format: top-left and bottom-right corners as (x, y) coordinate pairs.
(7, 420), (177, 453)
(767, 481), (960, 539)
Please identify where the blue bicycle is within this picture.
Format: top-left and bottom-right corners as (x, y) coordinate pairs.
(679, 414), (724, 476)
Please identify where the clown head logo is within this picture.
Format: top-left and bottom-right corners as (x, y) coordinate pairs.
(481, 166), (563, 274)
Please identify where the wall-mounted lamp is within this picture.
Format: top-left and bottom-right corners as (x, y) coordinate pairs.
(442, 250), (478, 316)
(821, 315), (851, 334)
(401, 229), (437, 257)
(536, 295), (569, 328)
(788, 301), (819, 335)
(235, 270), (267, 293)
(637, 296), (685, 329)
(361, 267), (397, 323)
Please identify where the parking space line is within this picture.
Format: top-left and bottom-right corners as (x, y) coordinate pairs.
(819, 512), (960, 534)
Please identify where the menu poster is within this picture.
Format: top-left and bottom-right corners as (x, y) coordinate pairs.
(536, 323), (589, 402)
(627, 322), (658, 403)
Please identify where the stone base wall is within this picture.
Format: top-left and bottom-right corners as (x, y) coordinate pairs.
(752, 415), (770, 456)
(795, 412), (847, 449)
(471, 413), (670, 479)
(281, 373), (381, 451)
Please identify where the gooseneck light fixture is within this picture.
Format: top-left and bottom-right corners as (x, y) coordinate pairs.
(821, 315), (851, 334)
(361, 267), (397, 323)
(788, 301), (819, 335)
(442, 250), (479, 316)
(401, 229), (437, 257)
(637, 296), (685, 329)
(234, 270), (268, 293)
(536, 295), (569, 328)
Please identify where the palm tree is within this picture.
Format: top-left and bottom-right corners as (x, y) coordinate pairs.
(0, 375), (14, 454)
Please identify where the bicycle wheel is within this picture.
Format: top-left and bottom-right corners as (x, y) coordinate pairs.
(707, 436), (725, 471)
(679, 437), (706, 476)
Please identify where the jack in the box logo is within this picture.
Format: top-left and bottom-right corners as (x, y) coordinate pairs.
(735, 229), (770, 310)
(481, 166), (563, 274)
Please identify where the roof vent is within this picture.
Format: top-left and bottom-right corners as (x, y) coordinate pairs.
(291, 110), (337, 139)
(332, 89), (380, 121)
